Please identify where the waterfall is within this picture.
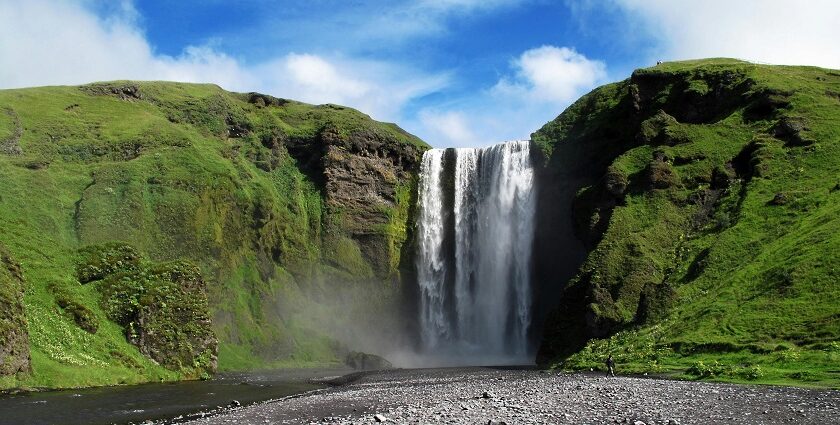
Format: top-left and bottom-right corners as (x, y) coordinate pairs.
(415, 140), (536, 364)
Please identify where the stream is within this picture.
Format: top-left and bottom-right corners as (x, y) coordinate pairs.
(0, 368), (350, 425)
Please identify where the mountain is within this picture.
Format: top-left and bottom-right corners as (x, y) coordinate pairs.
(533, 59), (840, 386)
(2, 58), (838, 391)
(0, 81), (426, 390)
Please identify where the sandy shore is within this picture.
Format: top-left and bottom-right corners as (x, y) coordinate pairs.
(180, 367), (840, 424)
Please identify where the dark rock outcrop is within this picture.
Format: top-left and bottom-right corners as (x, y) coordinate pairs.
(80, 83), (144, 101)
(0, 244), (30, 377)
(345, 351), (393, 371)
(285, 123), (425, 279)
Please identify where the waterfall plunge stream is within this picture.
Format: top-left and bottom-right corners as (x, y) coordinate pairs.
(416, 140), (536, 364)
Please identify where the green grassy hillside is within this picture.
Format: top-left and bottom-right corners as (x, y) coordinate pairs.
(0, 81), (426, 390)
(535, 59), (840, 387)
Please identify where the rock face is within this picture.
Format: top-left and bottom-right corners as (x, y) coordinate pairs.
(289, 122), (424, 279)
(0, 244), (30, 377)
(0, 81), (426, 390)
(533, 59), (840, 367)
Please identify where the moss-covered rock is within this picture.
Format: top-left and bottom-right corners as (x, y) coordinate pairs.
(55, 297), (99, 334)
(81, 244), (217, 376)
(0, 244), (30, 377)
(0, 80), (427, 390)
(132, 262), (217, 375)
(76, 242), (143, 284)
(535, 59), (840, 384)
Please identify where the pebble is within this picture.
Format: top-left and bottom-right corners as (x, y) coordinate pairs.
(176, 368), (840, 425)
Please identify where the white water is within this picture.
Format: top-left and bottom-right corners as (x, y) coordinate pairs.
(415, 140), (536, 364)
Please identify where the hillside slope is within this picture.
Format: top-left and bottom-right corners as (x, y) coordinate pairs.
(534, 59), (840, 386)
(0, 82), (426, 390)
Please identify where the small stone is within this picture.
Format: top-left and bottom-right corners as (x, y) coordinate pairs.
(633, 421), (647, 425)
(229, 400), (241, 407)
(374, 414), (388, 422)
(482, 391), (495, 399)
(668, 420), (681, 425)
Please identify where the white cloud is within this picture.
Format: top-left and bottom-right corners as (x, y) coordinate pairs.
(409, 45), (606, 147)
(418, 110), (480, 147)
(254, 55), (449, 122)
(0, 0), (447, 123)
(352, 0), (528, 42)
(613, 0), (840, 69)
(492, 46), (607, 104)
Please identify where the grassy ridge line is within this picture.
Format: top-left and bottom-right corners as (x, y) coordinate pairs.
(535, 59), (840, 387)
(0, 81), (425, 390)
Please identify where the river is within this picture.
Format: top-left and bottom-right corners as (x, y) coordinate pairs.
(0, 368), (349, 425)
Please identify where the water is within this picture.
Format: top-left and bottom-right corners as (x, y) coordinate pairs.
(0, 368), (347, 425)
(416, 140), (536, 364)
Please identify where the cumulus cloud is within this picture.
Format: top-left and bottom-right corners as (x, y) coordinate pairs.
(255, 55), (448, 123)
(410, 45), (606, 147)
(492, 46), (607, 104)
(613, 0), (840, 69)
(0, 0), (447, 122)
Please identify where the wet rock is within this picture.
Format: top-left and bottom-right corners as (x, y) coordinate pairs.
(344, 351), (393, 371)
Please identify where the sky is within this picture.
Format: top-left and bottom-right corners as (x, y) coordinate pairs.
(1, 1), (839, 147)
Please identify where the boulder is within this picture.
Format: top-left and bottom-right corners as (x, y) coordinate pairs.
(344, 351), (393, 371)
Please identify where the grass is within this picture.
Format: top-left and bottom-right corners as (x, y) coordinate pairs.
(0, 81), (425, 390)
(536, 59), (840, 388)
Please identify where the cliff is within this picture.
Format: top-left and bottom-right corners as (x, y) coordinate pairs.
(0, 81), (426, 390)
(534, 59), (840, 385)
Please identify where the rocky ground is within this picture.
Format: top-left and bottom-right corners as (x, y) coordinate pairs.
(179, 367), (840, 425)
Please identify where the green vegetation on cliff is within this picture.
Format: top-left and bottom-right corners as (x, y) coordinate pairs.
(0, 244), (30, 389)
(536, 59), (840, 387)
(0, 81), (426, 390)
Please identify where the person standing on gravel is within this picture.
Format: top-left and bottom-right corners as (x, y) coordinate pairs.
(606, 354), (615, 377)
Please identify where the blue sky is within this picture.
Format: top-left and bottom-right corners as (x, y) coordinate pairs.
(2, 0), (839, 147)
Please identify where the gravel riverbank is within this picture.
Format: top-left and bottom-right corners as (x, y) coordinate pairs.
(181, 367), (840, 425)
